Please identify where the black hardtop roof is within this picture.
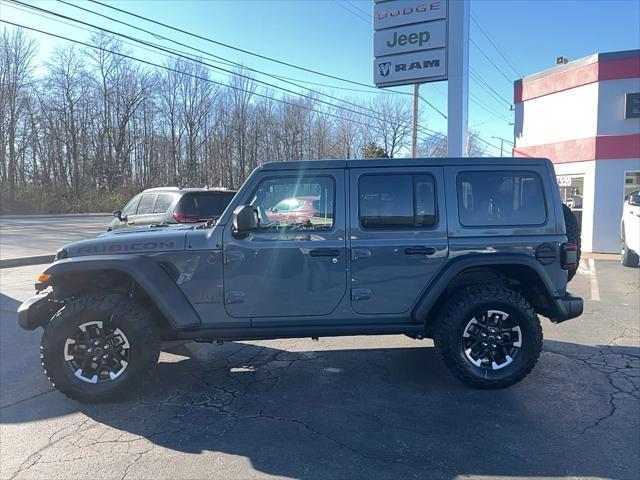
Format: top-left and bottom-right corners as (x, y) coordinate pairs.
(259, 157), (551, 171)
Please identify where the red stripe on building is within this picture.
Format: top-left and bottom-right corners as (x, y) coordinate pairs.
(513, 134), (640, 163)
(514, 57), (640, 103)
(599, 57), (640, 81)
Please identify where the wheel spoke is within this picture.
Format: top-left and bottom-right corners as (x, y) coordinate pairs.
(463, 309), (521, 371)
(65, 320), (130, 384)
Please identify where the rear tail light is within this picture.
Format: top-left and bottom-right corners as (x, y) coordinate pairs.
(561, 242), (578, 270)
(173, 212), (202, 223)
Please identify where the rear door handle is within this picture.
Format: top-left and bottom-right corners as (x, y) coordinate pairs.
(309, 249), (341, 257)
(404, 246), (436, 255)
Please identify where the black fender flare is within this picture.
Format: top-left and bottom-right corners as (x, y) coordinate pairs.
(42, 255), (201, 329)
(411, 254), (562, 323)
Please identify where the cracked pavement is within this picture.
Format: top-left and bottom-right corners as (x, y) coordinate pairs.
(1, 261), (638, 479)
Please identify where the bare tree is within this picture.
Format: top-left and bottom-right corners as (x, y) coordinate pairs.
(0, 28), (37, 203)
(369, 95), (412, 158)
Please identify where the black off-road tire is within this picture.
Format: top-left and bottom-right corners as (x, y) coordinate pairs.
(41, 294), (160, 403)
(621, 228), (639, 267)
(434, 285), (543, 389)
(563, 204), (581, 282)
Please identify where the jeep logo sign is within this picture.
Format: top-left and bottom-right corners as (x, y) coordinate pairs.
(374, 20), (446, 57)
(374, 0), (449, 88)
(374, 50), (446, 86)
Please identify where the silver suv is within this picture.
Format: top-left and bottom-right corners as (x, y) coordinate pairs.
(109, 187), (237, 230)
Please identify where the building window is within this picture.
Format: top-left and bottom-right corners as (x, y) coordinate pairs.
(625, 171), (640, 199)
(557, 175), (584, 226)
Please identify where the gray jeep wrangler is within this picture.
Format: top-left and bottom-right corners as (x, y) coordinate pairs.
(18, 158), (583, 403)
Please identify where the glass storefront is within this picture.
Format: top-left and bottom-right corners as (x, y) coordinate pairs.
(557, 175), (584, 225)
(624, 171), (640, 198)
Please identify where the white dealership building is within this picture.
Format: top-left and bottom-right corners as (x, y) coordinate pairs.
(513, 49), (640, 253)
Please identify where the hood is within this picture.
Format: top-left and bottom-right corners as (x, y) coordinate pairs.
(61, 225), (191, 258)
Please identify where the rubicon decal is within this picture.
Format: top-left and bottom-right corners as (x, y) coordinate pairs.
(76, 241), (176, 254)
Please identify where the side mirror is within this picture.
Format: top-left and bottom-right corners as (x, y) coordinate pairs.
(232, 205), (257, 237)
(112, 210), (127, 222)
(628, 195), (640, 207)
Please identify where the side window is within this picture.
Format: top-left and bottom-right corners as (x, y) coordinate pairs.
(457, 171), (546, 226)
(153, 194), (174, 214)
(136, 194), (156, 215)
(359, 174), (437, 229)
(122, 195), (141, 217)
(249, 176), (334, 230)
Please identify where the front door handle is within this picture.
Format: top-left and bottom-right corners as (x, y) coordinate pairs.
(404, 246), (436, 255)
(309, 249), (341, 257)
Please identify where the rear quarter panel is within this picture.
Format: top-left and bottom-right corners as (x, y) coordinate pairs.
(443, 162), (567, 296)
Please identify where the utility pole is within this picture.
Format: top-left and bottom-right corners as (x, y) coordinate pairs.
(412, 83), (419, 158)
(491, 136), (514, 157)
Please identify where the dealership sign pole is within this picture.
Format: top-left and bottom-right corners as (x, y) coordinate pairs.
(373, 0), (469, 157)
(446, 0), (469, 156)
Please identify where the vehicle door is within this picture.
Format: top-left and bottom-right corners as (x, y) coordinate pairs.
(223, 170), (347, 321)
(624, 191), (640, 252)
(113, 194), (141, 229)
(128, 193), (157, 227)
(348, 167), (448, 315)
(151, 193), (176, 224)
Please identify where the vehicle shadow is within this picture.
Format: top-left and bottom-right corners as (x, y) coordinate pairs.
(1, 291), (639, 479)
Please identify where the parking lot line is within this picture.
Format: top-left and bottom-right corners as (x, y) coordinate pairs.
(588, 258), (601, 302)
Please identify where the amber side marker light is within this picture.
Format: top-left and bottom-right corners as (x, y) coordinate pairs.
(37, 273), (51, 283)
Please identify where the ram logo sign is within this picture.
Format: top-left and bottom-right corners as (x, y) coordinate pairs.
(374, 50), (446, 86)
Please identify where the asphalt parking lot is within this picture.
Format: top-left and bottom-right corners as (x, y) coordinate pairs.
(0, 260), (639, 480)
(0, 216), (111, 266)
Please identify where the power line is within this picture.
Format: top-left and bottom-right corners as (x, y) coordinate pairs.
(0, 18), (446, 146)
(6, 5), (502, 154)
(332, 0), (370, 25)
(469, 67), (512, 107)
(85, 0), (447, 118)
(470, 37), (514, 85)
(0, 20), (375, 132)
(470, 15), (522, 77)
(46, 0), (423, 130)
(346, 0), (371, 17)
(11, 0), (418, 130)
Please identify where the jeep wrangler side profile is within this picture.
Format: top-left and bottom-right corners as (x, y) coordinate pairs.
(18, 158), (583, 403)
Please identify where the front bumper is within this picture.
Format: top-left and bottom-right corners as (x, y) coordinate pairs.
(549, 292), (584, 324)
(17, 292), (55, 330)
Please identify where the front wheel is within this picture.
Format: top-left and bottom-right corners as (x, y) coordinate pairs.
(41, 294), (160, 403)
(434, 285), (542, 389)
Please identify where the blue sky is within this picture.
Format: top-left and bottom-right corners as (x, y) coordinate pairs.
(1, 0), (639, 156)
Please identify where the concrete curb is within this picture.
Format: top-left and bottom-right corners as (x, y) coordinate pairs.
(1, 213), (110, 219)
(0, 255), (53, 269)
(582, 252), (619, 261)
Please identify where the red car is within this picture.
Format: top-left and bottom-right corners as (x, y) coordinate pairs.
(266, 196), (319, 223)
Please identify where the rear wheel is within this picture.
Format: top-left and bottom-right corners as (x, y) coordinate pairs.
(434, 285), (542, 389)
(41, 294), (160, 403)
(621, 228), (639, 267)
(563, 204), (581, 282)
